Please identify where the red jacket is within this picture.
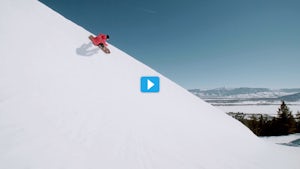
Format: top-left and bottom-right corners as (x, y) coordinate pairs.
(91, 34), (108, 46)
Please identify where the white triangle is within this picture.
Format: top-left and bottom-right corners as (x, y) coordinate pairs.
(147, 79), (155, 90)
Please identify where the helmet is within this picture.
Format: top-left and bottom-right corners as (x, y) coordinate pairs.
(106, 35), (110, 40)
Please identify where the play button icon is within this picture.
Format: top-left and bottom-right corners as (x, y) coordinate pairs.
(141, 76), (160, 93)
(147, 79), (154, 90)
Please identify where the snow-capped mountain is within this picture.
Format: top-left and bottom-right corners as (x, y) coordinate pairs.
(0, 0), (299, 169)
(278, 92), (300, 102)
(189, 87), (300, 99)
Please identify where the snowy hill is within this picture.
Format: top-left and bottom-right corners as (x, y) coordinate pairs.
(0, 0), (299, 169)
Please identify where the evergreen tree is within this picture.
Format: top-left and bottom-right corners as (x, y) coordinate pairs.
(295, 111), (300, 133)
(276, 101), (296, 135)
(227, 108), (299, 136)
(264, 117), (278, 136)
(248, 115), (259, 135)
(256, 115), (264, 136)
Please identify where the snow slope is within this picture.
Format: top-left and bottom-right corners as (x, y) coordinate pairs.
(0, 0), (299, 169)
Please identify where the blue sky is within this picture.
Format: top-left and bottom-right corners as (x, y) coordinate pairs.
(39, 0), (300, 89)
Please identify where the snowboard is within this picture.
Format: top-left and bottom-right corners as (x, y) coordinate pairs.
(89, 35), (110, 54)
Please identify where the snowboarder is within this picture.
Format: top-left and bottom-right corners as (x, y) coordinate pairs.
(90, 33), (109, 48)
(89, 33), (110, 54)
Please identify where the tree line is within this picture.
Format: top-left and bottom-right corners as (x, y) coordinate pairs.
(227, 101), (300, 136)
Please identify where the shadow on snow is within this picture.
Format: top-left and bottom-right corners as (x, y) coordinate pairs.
(76, 42), (99, 56)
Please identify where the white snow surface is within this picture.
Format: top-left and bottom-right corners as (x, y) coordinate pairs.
(261, 133), (300, 144)
(0, 0), (299, 169)
(217, 104), (300, 115)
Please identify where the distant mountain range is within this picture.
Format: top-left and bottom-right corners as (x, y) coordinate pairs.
(188, 88), (300, 104)
(278, 92), (300, 102)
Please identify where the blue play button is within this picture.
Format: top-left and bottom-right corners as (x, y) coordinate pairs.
(140, 76), (160, 93)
